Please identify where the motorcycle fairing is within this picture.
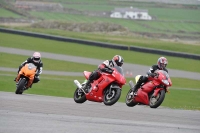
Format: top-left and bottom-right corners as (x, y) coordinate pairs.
(134, 80), (161, 105)
(140, 81), (155, 94)
(19, 75), (30, 82)
(112, 68), (126, 85)
(83, 71), (91, 80)
(22, 64), (36, 77)
(86, 74), (116, 102)
(134, 89), (149, 105)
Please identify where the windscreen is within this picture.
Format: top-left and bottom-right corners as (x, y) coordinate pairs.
(28, 63), (37, 70)
(114, 66), (124, 76)
(158, 70), (169, 80)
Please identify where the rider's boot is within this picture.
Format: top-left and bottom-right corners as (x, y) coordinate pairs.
(131, 84), (140, 96)
(131, 80), (143, 95)
(131, 76), (145, 95)
(82, 80), (91, 93)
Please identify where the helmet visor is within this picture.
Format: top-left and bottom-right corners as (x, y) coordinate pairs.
(117, 62), (123, 67)
(33, 57), (40, 62)
(160, 63), (167, 69)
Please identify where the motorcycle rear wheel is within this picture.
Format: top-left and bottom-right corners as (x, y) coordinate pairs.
(149, 89), (165, 108)
(15, 78), (26, 94)
(74, 88), (87, 103)
(103, 88), (121, 106)
(125, 89), (137, 107)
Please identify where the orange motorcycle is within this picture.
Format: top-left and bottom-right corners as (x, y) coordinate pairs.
(15, 63), (37, 94)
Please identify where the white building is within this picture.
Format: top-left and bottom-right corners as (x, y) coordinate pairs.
(110, 7), (152, 20)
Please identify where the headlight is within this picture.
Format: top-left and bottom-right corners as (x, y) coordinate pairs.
(162, 80), (169, 85)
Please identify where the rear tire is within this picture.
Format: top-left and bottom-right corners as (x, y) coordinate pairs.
(15, 79), (26, 94)
(149, 89), (165, 108)
(125, 89), (137, 107)
(74, 88), (87, 103)
(103, 88), (121, 106)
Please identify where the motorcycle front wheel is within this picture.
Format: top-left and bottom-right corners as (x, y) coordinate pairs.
(74, 88), (87, 103)
(125, 89), (137, 107)
(103, 87), (121, 106)
(15, 78), (26, 94)
(149, 89), (165, 108)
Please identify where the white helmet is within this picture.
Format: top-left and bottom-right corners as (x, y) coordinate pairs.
(33, 52), (41, 63)
(157, 57), (168, 69)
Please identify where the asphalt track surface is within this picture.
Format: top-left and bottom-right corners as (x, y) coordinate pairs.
(0, 46), (200, 80)
(1, 92), (200, 133)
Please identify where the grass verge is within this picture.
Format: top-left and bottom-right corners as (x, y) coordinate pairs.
(0, 33), (200, 73)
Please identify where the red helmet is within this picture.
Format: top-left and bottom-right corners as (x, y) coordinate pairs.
(33, 52), (41, 63)
(157, 57), (168, 69)
(112, 55), (124, 67)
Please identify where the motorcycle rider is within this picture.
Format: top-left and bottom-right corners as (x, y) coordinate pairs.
(14, 52), (43, 89)
(82, 55), (124, 92)
(132, 56), (168, 95)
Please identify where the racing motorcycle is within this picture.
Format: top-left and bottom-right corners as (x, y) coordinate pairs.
(73, 65), (126, 106)
(125, 70), (172, 108)
(15, 63), (37, 94)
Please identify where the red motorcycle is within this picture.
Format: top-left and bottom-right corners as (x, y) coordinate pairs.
(73, 65), (126, 106)
(125, 70), (172, 108)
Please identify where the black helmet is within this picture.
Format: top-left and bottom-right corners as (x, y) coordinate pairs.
(112, 55), (124, 66)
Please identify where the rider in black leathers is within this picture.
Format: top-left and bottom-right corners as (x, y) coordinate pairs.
(14, 52), (43, 88)
(132, 57), (168, 95)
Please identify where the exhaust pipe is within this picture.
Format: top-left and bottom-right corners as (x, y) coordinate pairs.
(74, 80), (82, 89)
(74, 80), (86, 94)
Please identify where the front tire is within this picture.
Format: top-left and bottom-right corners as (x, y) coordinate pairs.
(125, 89), (137, 107)
(103, 88), (121, 106)
(15, 79), (26, 94)
(149, 89), (165, 108)
(74, 88), (87, 103)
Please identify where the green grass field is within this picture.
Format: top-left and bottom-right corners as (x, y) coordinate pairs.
(27, 0), (200, 37)
(1, 32), (200, 73)
(0, 8), (23, 18)
(45, 0), (200, 21)
(29, 12), (200, 34)
(1, 0), (200, 38)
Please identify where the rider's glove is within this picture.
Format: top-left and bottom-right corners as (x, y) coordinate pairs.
(102, 68), (113, 74)
(107, 69), (113, 74)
